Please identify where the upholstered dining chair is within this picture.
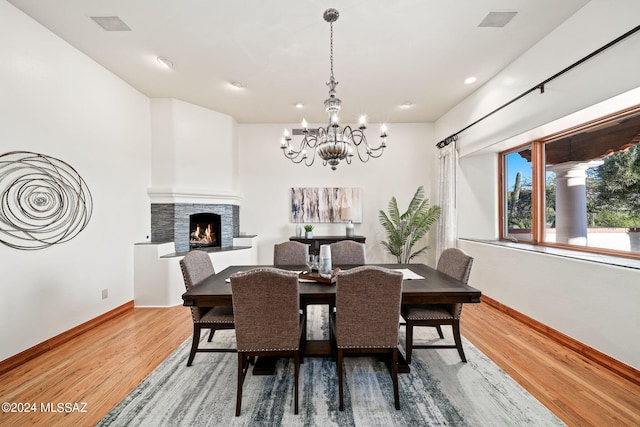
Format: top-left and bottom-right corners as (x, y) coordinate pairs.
(179, 250), (235, 366)
(329, 240), (366, 265)
(273, 241), (309, 265)
(330, 266), (403, 411)
(327, 240), (367, 318)
(230, 267), (304, 416)
(402, 248), (474, 363)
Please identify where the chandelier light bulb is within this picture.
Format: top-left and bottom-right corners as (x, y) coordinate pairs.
(301, 119), (308, 129)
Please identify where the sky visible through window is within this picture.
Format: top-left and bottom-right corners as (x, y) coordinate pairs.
(507, 152), (532, 190)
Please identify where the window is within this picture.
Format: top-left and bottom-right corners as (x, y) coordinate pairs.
(499, 107), (640, 258)
(503, 146), (533, 242)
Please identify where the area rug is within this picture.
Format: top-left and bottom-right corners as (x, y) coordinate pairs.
(97, 306), (565, 426)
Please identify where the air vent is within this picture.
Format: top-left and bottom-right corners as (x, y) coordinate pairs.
(90, 16), (131, 31)
(478, 11), (518, 28)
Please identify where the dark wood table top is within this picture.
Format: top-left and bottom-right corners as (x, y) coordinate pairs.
(182, 263), (481, 307)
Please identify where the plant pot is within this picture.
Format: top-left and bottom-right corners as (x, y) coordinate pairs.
(305, 232), (313, 238)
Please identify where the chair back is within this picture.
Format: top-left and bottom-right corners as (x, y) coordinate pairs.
(437, 248), (473, 284)
(335, 266), (403, 348)
(230, 267), (301, 352)
(180, 250), (216, 322)
(274, 241), (309, 265)
(330, 240), (366, 265)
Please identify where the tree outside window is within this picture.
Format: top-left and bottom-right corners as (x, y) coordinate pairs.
(501, 109), (640, 257)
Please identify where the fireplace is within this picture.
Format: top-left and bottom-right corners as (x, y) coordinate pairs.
(150, 203), (240, 253)
(189, 213), (221, 249)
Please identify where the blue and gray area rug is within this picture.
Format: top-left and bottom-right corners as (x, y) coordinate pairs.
(97, 306), (565, 426)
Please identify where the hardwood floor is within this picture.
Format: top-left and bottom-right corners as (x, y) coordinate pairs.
(462, 303), (640, 427)
(0, 302), (638, 426)
(0, 306), (192, 427)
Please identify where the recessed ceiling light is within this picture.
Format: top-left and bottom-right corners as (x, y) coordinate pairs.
(230, 81), (244, 89)
(156, 56), (174, 69)
(464, 76), (477, 85)
(400, 101), (413, 109)
(295, 103), (304, 109)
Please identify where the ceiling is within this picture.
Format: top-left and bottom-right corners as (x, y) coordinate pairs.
(7, 0), (591, 124)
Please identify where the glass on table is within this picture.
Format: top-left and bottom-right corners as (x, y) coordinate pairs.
(306, 254), (318, 273)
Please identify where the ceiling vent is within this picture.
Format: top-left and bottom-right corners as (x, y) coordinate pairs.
(478, 11), (518, 28)
(90, 16), (131, 31)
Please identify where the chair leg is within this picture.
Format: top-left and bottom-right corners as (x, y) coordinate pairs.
(294, 352), (300, 415)
(391, 348), (400, 410)
(452, 320), (467, 363)
(435, 325), (445, 339)
(187, 324), (201, 367)
(337, 348), (344, 411)
(236, 352), (244, 416)
(302, 306), (308, 344)
(405, 321), (414, 364)
(207, 328), (215, 342)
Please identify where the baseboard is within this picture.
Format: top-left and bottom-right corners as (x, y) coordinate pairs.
(0, 301), (134, 376)
(481, 295), (640, 386)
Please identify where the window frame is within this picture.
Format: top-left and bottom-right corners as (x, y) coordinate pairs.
(498, 105), (640, 260)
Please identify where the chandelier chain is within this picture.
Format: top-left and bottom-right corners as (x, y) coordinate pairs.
(329, 21), (334, 80)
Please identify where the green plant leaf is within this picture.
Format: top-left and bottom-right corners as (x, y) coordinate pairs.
(378, 186), (440, 263)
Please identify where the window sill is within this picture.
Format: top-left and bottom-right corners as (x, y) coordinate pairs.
(459, 238), (640, 270)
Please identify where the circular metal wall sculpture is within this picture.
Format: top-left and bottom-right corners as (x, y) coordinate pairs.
(0, 151), (93, 250)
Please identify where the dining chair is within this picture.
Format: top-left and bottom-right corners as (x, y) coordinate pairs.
(330, 266), (403, 411)
(273, 241), (309, 265)
(230, 267), (304, 416)
(179, 250), (235, 366)
(402, 248), (474, 363)
(329, 240), (366, 265)
(327, 240), (367, 319)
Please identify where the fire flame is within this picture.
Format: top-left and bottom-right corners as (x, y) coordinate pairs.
(190, 223), (216, 246)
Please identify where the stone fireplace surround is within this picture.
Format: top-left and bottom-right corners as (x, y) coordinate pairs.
(151, 203), (240, 253)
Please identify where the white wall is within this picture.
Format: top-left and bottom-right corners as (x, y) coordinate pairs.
(0, 2), (151, 361)
(149, 98), (238, 200)
(458, 240), (640, 368)
(237, 123), (438, 266)
(436, 0), (640, 369)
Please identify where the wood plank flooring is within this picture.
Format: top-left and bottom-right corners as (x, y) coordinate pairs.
(0, 302), (638, 426)
(0, 306), (191, 427)
(462, 303), (640, 427)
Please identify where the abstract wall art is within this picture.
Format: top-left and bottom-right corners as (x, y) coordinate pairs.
(291, 187), (362, 223)
(0, 151), (93, 250)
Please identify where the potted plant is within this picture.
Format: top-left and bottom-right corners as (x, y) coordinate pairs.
(379, 186), (440, 264)
(304, 224), (314, 238)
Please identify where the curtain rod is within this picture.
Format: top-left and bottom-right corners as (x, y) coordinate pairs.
(436, 24), (640, 149)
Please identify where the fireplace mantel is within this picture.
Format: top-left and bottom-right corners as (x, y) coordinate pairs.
(147, 187), (243, 205)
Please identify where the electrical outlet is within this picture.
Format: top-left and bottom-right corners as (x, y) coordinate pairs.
(101, 289), (108, 300)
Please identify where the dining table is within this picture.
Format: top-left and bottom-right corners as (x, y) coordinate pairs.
(182, 263), (482, 373)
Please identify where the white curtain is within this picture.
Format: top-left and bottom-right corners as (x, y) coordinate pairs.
(436, 140), (458, 259)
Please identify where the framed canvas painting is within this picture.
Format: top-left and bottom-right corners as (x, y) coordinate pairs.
(291, 187), (362, 223)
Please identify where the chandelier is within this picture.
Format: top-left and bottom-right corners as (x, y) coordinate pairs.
(280, 8), (387, 170)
